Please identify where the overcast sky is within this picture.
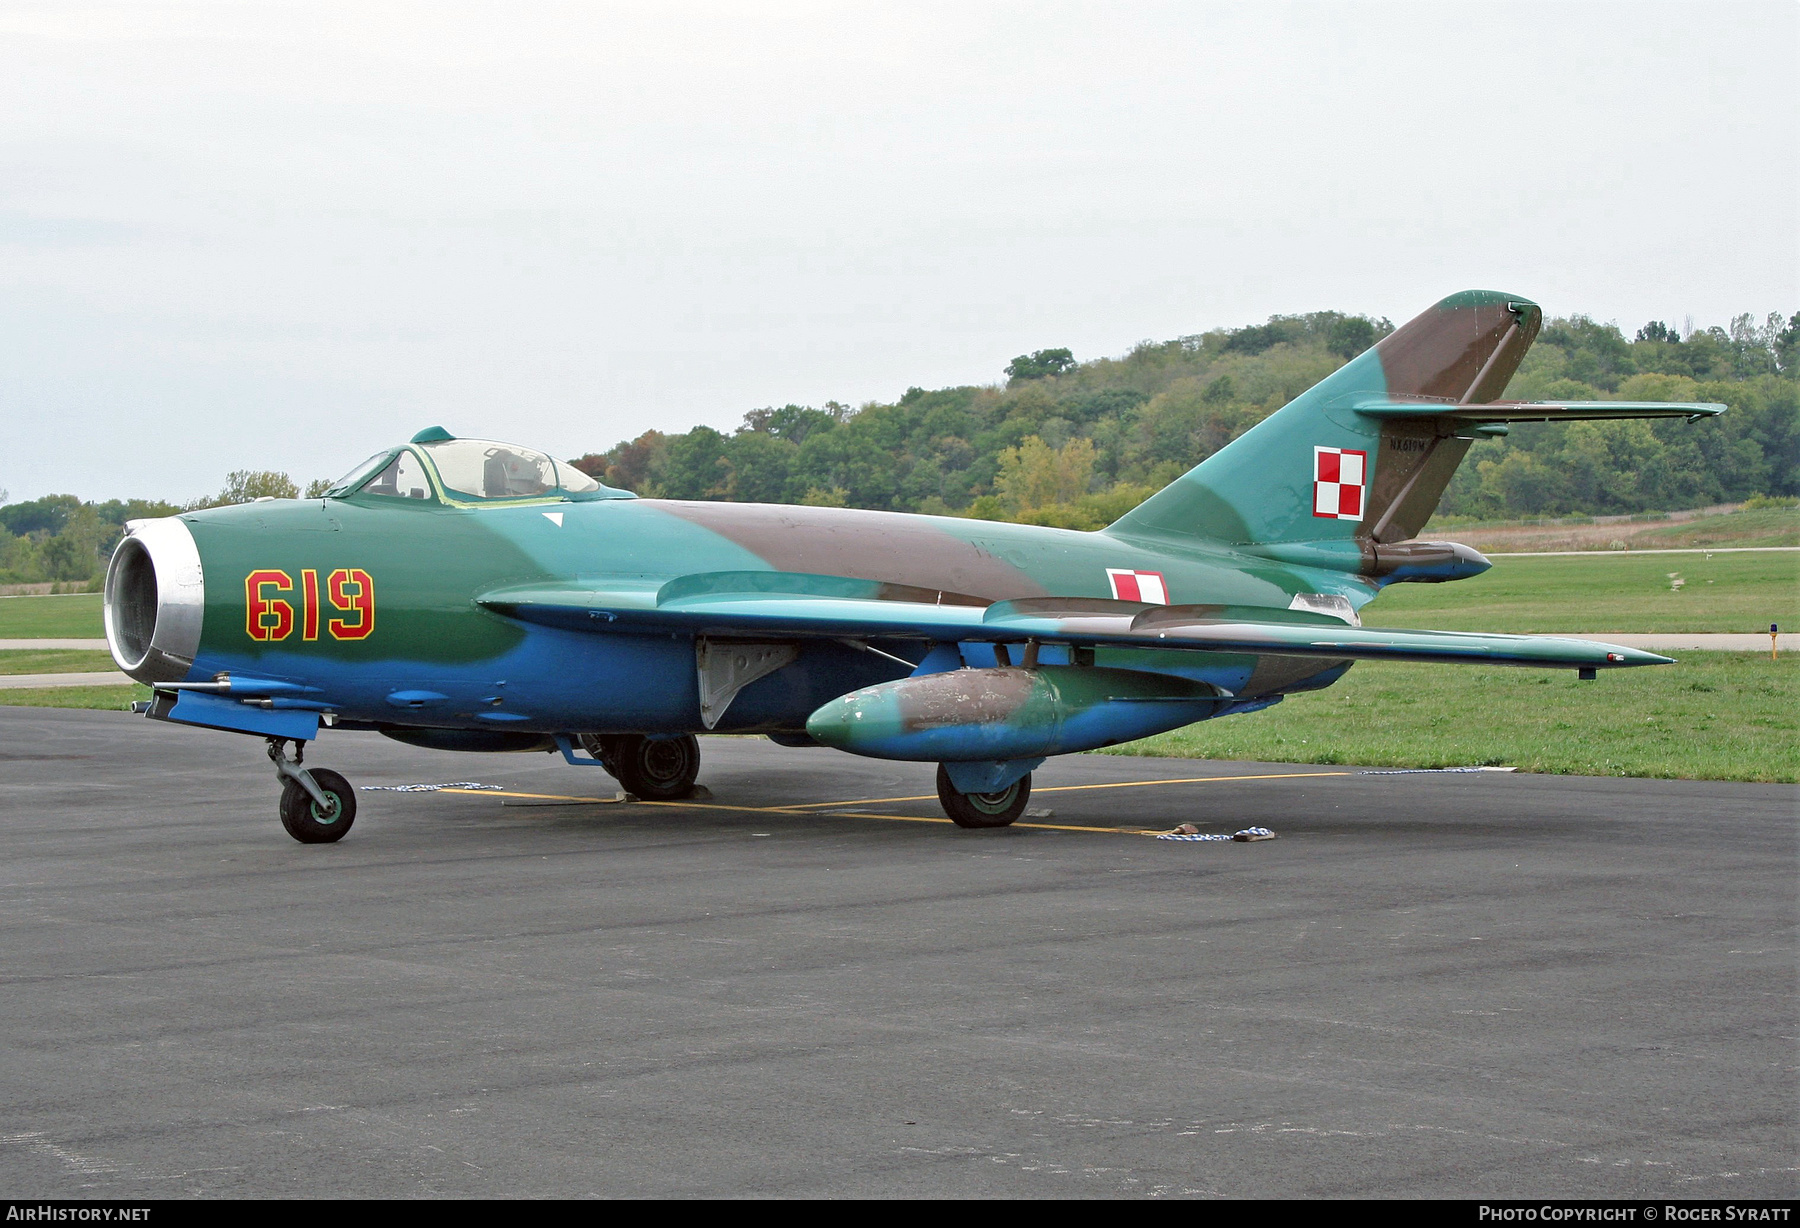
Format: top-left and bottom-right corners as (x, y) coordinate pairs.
(1, 0), (1795, 503)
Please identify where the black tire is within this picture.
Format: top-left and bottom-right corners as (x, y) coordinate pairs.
(279, 768), (357, 844)
(612, 734), (701, 800)
(577, 733), (621, 775)
(936, 764), (1030, 829)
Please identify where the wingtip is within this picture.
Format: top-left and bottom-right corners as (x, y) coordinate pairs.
(1613, 648), (1675, 666)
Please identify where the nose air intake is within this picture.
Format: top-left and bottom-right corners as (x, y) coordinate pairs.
(104, 518), (206, 683)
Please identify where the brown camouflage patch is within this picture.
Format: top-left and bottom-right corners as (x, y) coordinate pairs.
(657, 501), (1049, 601)
(1240, 653), (1351, 697)
(1376, 297), (1540, 403)
(893, 667), (1040, 733)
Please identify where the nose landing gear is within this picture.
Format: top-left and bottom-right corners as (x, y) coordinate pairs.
(268, 738), (357, 843)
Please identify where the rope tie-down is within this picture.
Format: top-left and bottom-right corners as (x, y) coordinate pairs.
(1157, 825), (1275, 843)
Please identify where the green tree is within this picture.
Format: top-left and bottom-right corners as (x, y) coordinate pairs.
(995, 436), (1096, 513)
(740, 403), (843, 443)
(650, 427), (729, 499)
(92, 497), (182, 525)
(0, 531), (41, 583)
(719, 431), (794, 504)
(38, 505), (106, 581)
(1326, 316), (1378, 358)
(1777, 312), (1800, 377)
(190, 470), (300, 509)
(1005, 348), (1076, 384)
(0, 494), (82, 537)
(577, 430), (666, 492)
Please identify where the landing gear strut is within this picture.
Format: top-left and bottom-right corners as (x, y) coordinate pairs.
(268, 738), (356, 843)
(936, 764), (1031, 829)
(577, 733), (702, 800)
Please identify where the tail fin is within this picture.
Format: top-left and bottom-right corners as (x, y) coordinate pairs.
(1106, 290), (1721, 560)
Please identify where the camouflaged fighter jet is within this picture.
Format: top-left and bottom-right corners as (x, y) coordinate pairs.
(104, 290), (1723, 842)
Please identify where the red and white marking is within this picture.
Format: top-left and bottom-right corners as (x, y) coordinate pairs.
(1313, 446), (1367, 520)
(1106, 569), (1169, 604)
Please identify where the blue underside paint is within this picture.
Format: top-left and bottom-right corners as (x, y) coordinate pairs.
(166, 690), (320, 741)
(909, 643), (963, 676)
(942, 758), (1042, 794)
(185, 621), (1331, 763)
(187, 628), (911, 738)
(1370, 556), (1492, 584)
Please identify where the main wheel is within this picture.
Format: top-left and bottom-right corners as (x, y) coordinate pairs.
(936, 764), (1030, 829)
(611, 734), (701, 800)
(577, 733), (621, 774)
(279, 768), (357, 844)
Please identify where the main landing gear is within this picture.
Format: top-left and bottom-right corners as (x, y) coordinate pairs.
(578, 733), (702, 801)
(935, 764), (1032, 829)
(268, 738), (356, 844)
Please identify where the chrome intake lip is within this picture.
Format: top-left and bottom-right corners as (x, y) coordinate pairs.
(104, 517), (206, 683)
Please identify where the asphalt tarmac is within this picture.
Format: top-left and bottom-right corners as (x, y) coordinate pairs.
(1, 708), (1793, 1199)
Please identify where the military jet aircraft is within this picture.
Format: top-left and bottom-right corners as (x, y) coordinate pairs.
(103, 291), (1723, 842)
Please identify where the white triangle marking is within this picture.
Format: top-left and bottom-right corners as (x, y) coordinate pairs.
(543, 512), (564, 526)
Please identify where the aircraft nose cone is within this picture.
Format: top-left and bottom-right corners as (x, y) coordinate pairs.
(104, 517), (206, 683)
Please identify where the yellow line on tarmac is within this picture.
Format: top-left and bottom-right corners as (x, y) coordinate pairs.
(657, 801), (958, 826)
(640, 801), (1153, 836)
(441, 787), (942, 824)
(787, 770), (1354, 810)
(443, 788), (620, 803)
(437, 786), (1159, 836)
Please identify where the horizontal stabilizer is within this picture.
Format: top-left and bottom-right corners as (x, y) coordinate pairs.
(1354, 399), (1726, 423)
(478, 581), (1671, 670)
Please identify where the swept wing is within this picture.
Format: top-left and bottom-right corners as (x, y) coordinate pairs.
(478, 577), (1668, 670)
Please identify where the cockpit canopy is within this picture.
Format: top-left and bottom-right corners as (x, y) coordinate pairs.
(325, 428), (634, 504)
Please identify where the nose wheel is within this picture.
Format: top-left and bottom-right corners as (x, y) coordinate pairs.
(268, 738), (357, 843)
(279, 768), (357, 842)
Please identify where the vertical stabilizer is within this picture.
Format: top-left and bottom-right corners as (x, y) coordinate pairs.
(1106, 291), (1541, 550)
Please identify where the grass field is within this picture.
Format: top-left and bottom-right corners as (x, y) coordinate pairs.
(0, 684), (148, 710)
(1628, 505), (1799, 549)
(1425, 504), (1800, 552)
(0, 649), (118, 674)
(0, 593), (103, 638)
(1364, 550), (1797, 633)
(1104, 652), (1797, 783)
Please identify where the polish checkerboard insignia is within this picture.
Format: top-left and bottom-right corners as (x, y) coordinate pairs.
(1106, 569), (1168, 604)
(1313, 446), (1367, 520)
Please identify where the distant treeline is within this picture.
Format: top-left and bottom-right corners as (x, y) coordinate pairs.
(0, 472), (325, 587)
(567, 308), (1799, 529)
(4, 308), (1795, 586)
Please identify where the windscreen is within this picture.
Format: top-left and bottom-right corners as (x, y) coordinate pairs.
(324, 451), (397, 497)
(362, 450), (434, 500)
